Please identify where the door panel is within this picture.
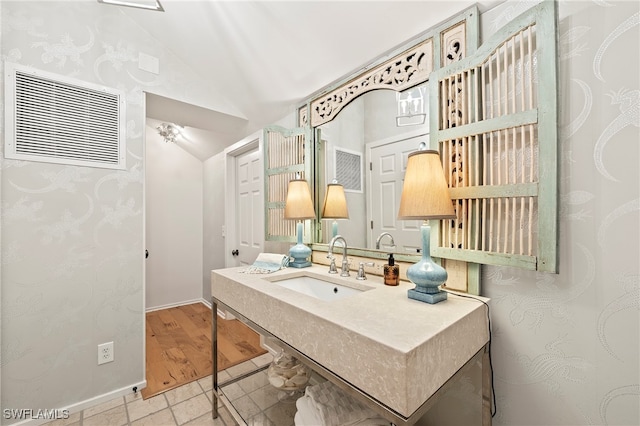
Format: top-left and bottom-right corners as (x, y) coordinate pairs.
(369, 135), (427, 253)
(236, 148), (262, 266)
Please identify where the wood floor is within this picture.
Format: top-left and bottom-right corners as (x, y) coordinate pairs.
(142, 302), (267, 399)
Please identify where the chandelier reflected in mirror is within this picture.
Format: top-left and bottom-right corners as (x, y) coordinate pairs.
(156, 122), (182, 143)
(396, 84), (427, 127)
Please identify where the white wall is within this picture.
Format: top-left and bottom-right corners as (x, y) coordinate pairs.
(145, 119), (203, 310)
(0, 1), (233, 419)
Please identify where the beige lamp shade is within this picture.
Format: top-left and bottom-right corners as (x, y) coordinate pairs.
(398, 150), (456, 220)
(284, 179), (316, 220)
(321, 182), (349, 219)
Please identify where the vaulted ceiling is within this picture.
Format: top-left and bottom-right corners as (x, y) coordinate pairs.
(119, 0), (504, 159)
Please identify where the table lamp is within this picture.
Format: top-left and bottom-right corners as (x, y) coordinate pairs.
(284, 178), (316, 268)
(398, 147), (456, 303)
(321, 179), (349, 239)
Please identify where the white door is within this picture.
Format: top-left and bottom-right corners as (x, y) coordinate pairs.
(233, 148), (263, 266)
(369, 135), (426, 254)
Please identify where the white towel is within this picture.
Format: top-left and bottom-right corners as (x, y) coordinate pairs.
(295, 395), (323, 426)
(303, 381), (388, 426)
(239, 253), (289, 274)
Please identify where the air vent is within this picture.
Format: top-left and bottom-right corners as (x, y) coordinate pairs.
(5, 63), (126, 169)
(335, 147), (362, 192)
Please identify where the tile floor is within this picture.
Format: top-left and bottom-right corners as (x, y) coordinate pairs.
(43, 353), (275, 426)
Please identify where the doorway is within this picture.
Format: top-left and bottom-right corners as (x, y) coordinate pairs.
(223, 132), (264, 269)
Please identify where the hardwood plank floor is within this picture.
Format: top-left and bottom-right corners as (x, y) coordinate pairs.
(142, 302), (267, 399)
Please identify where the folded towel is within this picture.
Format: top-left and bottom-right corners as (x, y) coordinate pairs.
(295, 395), (323, 426)
(239, 253), (289, 274)
(304, 381), (387, 426)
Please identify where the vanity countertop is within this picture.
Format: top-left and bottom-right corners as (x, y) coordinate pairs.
(211, 264), (489, 418)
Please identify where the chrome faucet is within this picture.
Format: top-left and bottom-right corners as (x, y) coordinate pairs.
(375, 232), (396, 250)
(328, 235), (350, 277)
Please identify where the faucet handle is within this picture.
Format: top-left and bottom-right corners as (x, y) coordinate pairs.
(356, 262), (376, 280)
(328, 256), (338, 274)
(340, 258), (351, 277)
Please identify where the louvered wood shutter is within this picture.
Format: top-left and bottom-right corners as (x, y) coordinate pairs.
(264, 125), (314, 242)
(5, 63), (126, 169)
(429, 1), (558, 272)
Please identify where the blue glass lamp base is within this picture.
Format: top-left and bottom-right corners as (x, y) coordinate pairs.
(289, 222), (312, 268)
(406, 223), (448, 304)
(289, 244), (312, 268)
(408, 287), (447, 303)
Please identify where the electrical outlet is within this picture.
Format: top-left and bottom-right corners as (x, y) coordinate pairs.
(98, 342), (114, 365)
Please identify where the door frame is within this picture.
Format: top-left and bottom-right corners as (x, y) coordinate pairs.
(224, 130), (264, 268)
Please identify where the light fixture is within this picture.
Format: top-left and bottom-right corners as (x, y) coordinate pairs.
(397, 145), (456, 303)
(284, 177), (316, 268)
(321, 179), (349, 239)
(97, 0), (164, 12)
(396, 84), (427, 127)
(156, 123), (181, 143)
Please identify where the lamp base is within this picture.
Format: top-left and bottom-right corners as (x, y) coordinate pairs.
(406, 223), (448, 304)
(289, 243), (311, 268)
(408, 288), (447, 303)
(289, 221), (312, 268)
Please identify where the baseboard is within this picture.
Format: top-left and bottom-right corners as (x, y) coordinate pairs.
(145, 298), (236, 320)
(145, 298), (210, 313)
(8, 380), (146, 426)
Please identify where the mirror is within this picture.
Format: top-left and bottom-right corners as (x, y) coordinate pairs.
(313, 82), (430, 256)
(302, 5), (477, 260)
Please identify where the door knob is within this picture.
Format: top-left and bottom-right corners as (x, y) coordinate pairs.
(145, 249), (149, 259)
(232, 249), (239, 256)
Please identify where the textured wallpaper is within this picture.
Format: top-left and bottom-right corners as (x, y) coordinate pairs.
(1, 1), (638, 425)
(0, 0), (222, 419)
(480, 1), (639, 425)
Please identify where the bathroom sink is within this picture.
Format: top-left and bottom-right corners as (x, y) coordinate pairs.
(267, 274), (370, 301)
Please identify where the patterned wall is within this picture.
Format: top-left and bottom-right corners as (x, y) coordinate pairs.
(481, 1), (639, 425)
(0, 1), (638, 425)
(0, 1), (221, 418)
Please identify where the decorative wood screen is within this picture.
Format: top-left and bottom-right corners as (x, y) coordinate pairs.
(429, 2), (558, 272)
(264, 125), (313, 242)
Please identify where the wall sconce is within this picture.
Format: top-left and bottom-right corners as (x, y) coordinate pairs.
(321, 179), (349, 239)
(396, 84), (427, 127)
(284, 177), (316, 268)
(156, 122), (182, 143)
(397, 145), (455, 303)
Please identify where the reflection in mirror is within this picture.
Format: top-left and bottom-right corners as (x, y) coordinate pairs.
(320, 179), (349, 239)
(315, 82), (429, 253)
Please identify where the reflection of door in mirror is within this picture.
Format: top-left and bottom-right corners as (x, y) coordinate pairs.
(368, 135), (428, 255)
(317, 83), (430, 250)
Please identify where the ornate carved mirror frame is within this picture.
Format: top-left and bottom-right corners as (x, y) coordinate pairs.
(300, 6), (479, 263)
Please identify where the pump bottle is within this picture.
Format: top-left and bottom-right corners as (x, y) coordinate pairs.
(383, 253), (399, 286)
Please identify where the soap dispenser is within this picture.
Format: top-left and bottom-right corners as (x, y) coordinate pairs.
(383, 253), (399, 286)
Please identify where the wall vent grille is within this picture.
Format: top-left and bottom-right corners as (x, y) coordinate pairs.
(335, 148), (362, 192)
(5, 63), (125, 169)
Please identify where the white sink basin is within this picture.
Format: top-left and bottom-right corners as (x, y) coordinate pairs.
(267, 274), (370, 301)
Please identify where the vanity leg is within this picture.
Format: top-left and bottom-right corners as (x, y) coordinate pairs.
(212, 299), (219, 419)
(482, 343), (492, 426)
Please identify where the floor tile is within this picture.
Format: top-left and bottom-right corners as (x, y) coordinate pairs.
(198, 375), (213, 392)
(165, 380), (204, 406)
(171, 394), (212, 425)
(130, 408), (176, 426)
(41, 411), (81, 426)
(225, 360), (259, 378)
(126, 393), (168, 421)
(82, 396), (125, 419)
(83, 404), (128, 426)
